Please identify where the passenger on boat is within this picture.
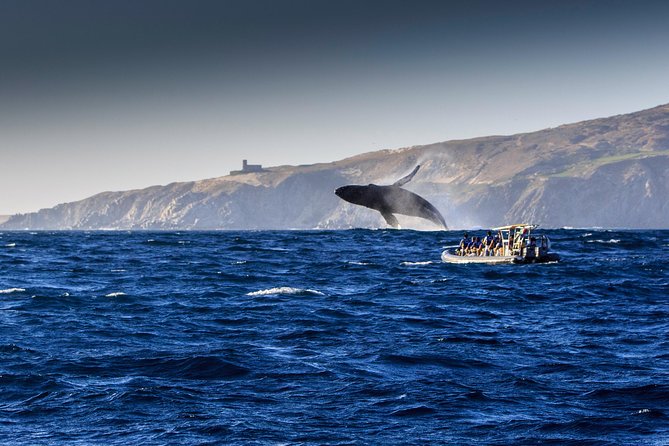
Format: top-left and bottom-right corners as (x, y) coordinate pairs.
(518, 228), (529, 254)
(494, 231), (503, 256)
(507, 227), (515, 254)
(526, 236), (537, 259)
(458, 233), (470, 256)
(538, 235), (548, 257)
(511, 227), (526, 255)
(471, 236), (483, 256)
(482, 231), (495, 256)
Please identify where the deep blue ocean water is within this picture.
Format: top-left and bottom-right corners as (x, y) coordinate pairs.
(0, 229), (668, 445)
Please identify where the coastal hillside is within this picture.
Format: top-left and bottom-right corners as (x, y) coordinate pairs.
(3, 104), (669, 229)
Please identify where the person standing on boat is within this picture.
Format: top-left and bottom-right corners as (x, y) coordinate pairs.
(517, 227), (529, 255)
(527, 236), (538, 259)
(482, 230), (495, 256)
(458, 233), (470, 256)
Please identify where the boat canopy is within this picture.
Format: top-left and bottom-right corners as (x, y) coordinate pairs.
(492, 223), (538, 231)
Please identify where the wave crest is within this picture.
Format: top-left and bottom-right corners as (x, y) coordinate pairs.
(586, 239), (621, 244)
(246, 287), (324, 297)
(0, 287), (26, 294)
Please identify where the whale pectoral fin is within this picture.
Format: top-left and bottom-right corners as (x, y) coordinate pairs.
(392, 165), (420, 187)
(380, 210), (400, 228)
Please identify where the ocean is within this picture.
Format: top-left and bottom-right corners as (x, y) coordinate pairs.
(0, 229), (667, 445)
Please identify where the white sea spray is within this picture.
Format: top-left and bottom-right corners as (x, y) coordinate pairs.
(0, 288), (26, 294)
(246, 287), (324, 297)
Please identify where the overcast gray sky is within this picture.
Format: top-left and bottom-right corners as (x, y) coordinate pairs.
(2, 0), (669, 214)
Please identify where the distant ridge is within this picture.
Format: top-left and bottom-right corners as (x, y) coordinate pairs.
(3, 103), (669, 229)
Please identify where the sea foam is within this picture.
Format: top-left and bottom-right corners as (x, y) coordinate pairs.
(246, 287), (324, 297)
(0, 288), (26, 294)
(587, 239), (621, 244)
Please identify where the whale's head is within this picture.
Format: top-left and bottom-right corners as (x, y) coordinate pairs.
(335, 185), (372, 206)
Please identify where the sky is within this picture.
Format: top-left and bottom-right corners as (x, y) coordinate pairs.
(2, 0), (669, 214)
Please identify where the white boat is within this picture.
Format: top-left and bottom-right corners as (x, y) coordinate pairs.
(442, 224), (560, 264)
(441, 251), (521, 264)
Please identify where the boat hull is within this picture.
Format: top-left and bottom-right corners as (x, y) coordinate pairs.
(441, 250), (560, 264)
(441, 251), (520, 264)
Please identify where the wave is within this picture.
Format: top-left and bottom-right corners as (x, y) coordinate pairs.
(586, 239), (621, 244)
(1, 229), (668, 444)
(585, 383), (669, 402)
(105, 292), (127, 297)
(0, 288), (26, 294)
(59, 355), (250, 381)
(138, 355), (250, 380)
(379, 353), (492, 369)
(391, 405), (437, 417)
(4, 243), (16, 247)
(143, 239), (185, 246)
(401, 261), (434, 266)
(562, 226), (607, 230)
(246, 287), (324, 297)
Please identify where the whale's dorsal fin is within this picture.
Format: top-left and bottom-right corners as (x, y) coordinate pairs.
(392, 165), (420, 187)
(380, 210), (400, 228)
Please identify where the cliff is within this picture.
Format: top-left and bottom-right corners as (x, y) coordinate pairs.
(4, 104), (669, 229)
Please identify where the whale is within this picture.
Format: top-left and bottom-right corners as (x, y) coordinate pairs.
(334, 165), (448, 229)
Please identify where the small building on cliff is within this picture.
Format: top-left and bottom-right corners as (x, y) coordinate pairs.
(230, 160), (265, 175)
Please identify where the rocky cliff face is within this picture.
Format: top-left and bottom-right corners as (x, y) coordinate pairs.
(4, 104), (669, 229)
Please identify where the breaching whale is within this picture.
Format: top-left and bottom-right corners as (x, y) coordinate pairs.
(334, 165), (448, 229)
